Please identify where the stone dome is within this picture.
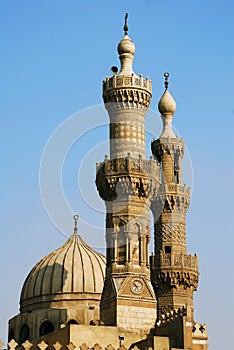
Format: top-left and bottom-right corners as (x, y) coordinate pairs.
(20, 232), (106, 313)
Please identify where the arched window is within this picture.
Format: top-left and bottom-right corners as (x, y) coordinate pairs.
(117, 222), (126, 265)
(133, 223), (141, 264)
(66, 319), (79, 326)
(8, 328), (14, 342)
(174, 151), (180, 184)
(39, 321), (54, 337)
(20, 324), (29, 343)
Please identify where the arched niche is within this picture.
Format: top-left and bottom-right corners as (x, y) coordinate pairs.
(66, 319), (79, 326)
(117, 220), (126, 265)
(39, 320), (54, 337)
(20, 324), (30, 343)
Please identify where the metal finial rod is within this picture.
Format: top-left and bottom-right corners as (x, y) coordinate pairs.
(164, 72), (169, 90)
(124, 13), (128, 35)
(73, 214), (79, 234)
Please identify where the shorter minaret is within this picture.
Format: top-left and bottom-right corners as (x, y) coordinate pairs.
(150, 74), (201, 349)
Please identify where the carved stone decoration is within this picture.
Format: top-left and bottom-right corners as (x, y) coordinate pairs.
(91, 344), (102, 350)
(152, 138), (184, 163)
(37, 341), (48, 350)
(103, 74), (152, 112)
(8, 339), (18, 350)
(160, 223), (186, 245)
(67, 343), (76, 350)
(130, 346), (140, 350)
(105, 345), (115, 350)
(53, 341), (63, 350)
(96, 157), (159, 202)
(80, 344), (89, 350)
(22, 341), (33, 350)
(152, 269), (199, 291)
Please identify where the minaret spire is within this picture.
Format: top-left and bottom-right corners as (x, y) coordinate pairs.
(158, 72), (176, 138)
(124, 13), (128, 35)
(117, 13), (136, 76)
(164, 72), (169, 90)
(73, 214), (79, 235)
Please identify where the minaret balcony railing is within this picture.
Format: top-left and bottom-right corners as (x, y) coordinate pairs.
(103, 74), (152, 94)
(96, 155), (159, 178)
(151, 252), (199, 272)
(158, 183), (190, 196)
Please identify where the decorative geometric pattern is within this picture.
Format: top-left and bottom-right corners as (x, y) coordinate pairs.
(161, 223), (186, 245)
(110, 122), (145, 145)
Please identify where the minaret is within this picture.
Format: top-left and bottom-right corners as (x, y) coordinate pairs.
(150, 73), (200, 349)
(96, 15), (159, 334)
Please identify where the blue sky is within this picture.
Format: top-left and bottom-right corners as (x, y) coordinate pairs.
(0, 1), (233, 349)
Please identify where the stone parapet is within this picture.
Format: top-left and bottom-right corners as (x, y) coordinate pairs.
(103, 74), (152, 96)
(154, 252), (198, 270)
(158, 183), (190, 197)
(96, 156), (160, 201)
(103, 75), (152, 112)
(192, 323), (208, 350)
(151, 183), (190, 214)
(150, 252), (199, 290)
(151, 251), (199, 271)
(151, 137), (184, 162)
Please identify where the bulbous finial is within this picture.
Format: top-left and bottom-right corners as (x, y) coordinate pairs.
(124, 13), (128, 35)
(158, 72), (176, 138)
(117, 13), (135, 75)
(73, 214), (79, 234)
(158, 72), (176, 115)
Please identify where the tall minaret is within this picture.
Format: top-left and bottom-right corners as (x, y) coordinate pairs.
(96, 15), (159, 334)
(150, 74), (200, 349)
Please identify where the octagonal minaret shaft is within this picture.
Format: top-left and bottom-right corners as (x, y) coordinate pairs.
(96, 15), (159, 334)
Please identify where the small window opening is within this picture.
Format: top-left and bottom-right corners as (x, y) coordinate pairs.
(174, 152), (179, 183)
(165, 246), (171, 254)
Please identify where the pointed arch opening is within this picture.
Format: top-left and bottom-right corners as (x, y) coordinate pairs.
(174, 150), (180, 184)
(66, 319), (79, 326)
(39, 320), (54, 337)
(8, 328), (14, 342)
(117, 221), (126, 265)
(20, 324), (29, 343)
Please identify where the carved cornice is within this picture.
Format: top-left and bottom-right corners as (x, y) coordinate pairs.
(103, 75), (152, 111)
(96, 157), (160, 201)
(152, 269), (199, 291)
(151, 137), (184, 162)
(151, 184), (190, 214)
(156, 305), (187, 327)
(151, 252), (199, 290)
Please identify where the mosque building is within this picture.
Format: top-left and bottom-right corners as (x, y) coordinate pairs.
(7, 15), (208, 350)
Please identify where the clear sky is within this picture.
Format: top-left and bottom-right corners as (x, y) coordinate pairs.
(0, 1), (233, 349)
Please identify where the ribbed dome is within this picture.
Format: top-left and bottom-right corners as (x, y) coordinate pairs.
(20, 233), (106, 313)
